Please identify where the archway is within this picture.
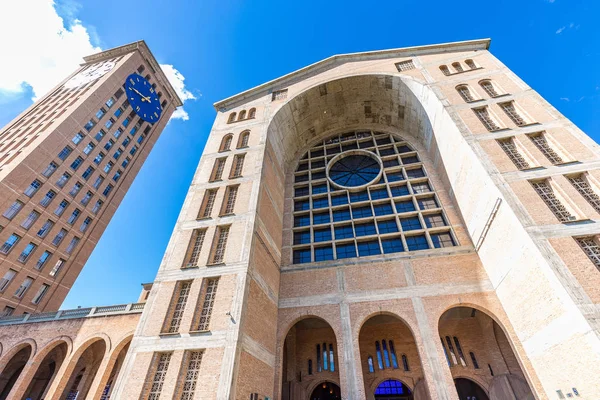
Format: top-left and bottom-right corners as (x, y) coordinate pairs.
(0, 345), (32, 399)
(375, 379), (413, 400)
(59, 339), (106, 400)
(23, 341), (68, 400)
(309, 381), (341, 400)
(438, 307), (534, 400)
(359, 314), (421, 400)
(97, 338), (132, 400)
(281, 317), (340, 400)
(454, 378), (488, 400)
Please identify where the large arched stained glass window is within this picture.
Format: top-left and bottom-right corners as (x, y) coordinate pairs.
(291, 130), (457, 264)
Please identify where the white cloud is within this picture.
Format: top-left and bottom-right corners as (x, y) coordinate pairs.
(556, 22), (580, 34)
(560, 97), (570, 102)
(0, 0), (195, 120)
(556, 26), (566, 34)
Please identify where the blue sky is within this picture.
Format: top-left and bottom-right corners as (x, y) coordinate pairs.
(0, 0), (598, 308)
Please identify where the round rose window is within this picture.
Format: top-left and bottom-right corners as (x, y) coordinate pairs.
(327, 151), (382, 189)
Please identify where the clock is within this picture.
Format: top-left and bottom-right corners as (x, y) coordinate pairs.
(124, 73), (162, 123)
(64, 60), (115, 89)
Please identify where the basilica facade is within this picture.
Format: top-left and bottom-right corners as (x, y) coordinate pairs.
(1, 39), (600, 400)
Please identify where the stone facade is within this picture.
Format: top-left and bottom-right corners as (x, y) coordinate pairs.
(1, 38), (600, 400)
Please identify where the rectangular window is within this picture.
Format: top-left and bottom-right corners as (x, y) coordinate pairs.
(121, 157), (130, 169)
(32, 284), (50, 304)
(66, 237), (80, 254)
(271, 89), (288, 101)
(93, 175), (105, 189)
(35, 250), (52, 270)
(81, 191), (93, 205)
(103, 184), (114, 197)
(531, 180), (575, 222)
(529, 133), (563, 164)
(56, 172), (71, 188)
(175, 351), (203, 400)
(14, 277), (33, 298)
(39, 190), (56, 207)
(473, 107), (501, 131)
(70, 156), (84, 171)
(0, 269), (16, 292)
(21, 210), (40, 229)
(49, 259), (65, 277)
(67, 208), (81, 225)
(104, 118), (114, 130)
(395, 60), (415, 71)
(122, 137), (131, 148)
(92, 200), (103, 214)
(24, 179), (42, 197)
(210, 158), (226, 182)
(95, 129), (106, 142)
(113, 148), (123, 160)
(52, 229), (67, 246)
(195, 278), (219, 331)
(104, 139), (115, 151)
(96, 107), (107, 120)
(500, 102), (528, 126)
(69, 182), (82, 197)
(1, 306), (15, 317)
(58, 145), (73, 160)
(112, 170), (122, 182)
(230, 154), (245, 178)
(54, 200), (69, 216)
(82, 166), (94, 180)
(3, 200), (24, 220)
(93, 152), (105, 165)
(569, 175), (600, 213)
(42, 161), (58, 177)
(575, 237), (600, 269)
(183, 229), (206, 268)
(113, 128), (123, 138)
(221, 186), (238, 215)
(72, 132), (85, 145)
(209, 226), (230, 264)
(163, 281), (192, 334)
(103, 161), (114, 173)
(199, 189), (217, 219)
(142, 353), (172, 400)
(37, 220), (54, 238)
(0, 234), (21, 254)
(80, 217), (92, 232)
(84, 119), (96, 132)
(18, 243), (37, 263)
(497, 138), (530, 170)
(83, 142), (95, 155)
(129, 145), (138, 156)
(105, 97), (115, 108)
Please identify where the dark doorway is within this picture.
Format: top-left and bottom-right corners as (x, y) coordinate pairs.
(374, 379), (413, 400)
(454, 378), (489, 400)
(310, 382), (341, 400)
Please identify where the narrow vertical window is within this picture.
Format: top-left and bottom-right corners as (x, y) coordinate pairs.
(17, 243), (37, 262)
(35, 250), (52, 270)
(195, 278), (219, 331)
(451, 62), (464, 72)
(470, 352), (480, 369)
(453, 336), (467, 366)
(531, 180), (575, 222)
(500, 101), (528, 126)
(382, 340), (391, 368)
(24, 179), (42, 197)
(163, 281), (191, 334)
(308, 359), (313, 375)
(42, 161), (58, 177)
(479, 80), (501, 97)
(569, 175), (600, 213)
(230, 154), (245, 178)
(497, 138), (530, 170)
(238, 110), (247, 120)
(0, 234), (21, 254)
(14, 277), (33, 298)
(402, 354), (410, 371)
(66, 237), (80, 254)
(237, 131), (250, 148)
(322, 342), (328, 371)
(32, 284), (50, 304)
(3, 200), (23, 219)
(375, 341), (384, 370)
(316, 344), (321, 372)
(21, 210), (40, 229)
(389, 340), (399, 369)
(248, 108), (256, 119)
(439, 65), (450, 76)
(0, 270), (16, 292)
(184, 229), (206, 268)
(227, 112), (236, 123)
(220, 134), (233, 152)
(177, 351), (203, 400)
(445, 336), (458, 365)
(465, 59), (477, 69)
(142, 352), (172, 400)
(49, 259), (66, 277)
(221, 185), (238, 215)
(575, 237), (600, 269)
(529, 133), (564, 164)
(198, 189), (218, 219)
(367, 356), (374, 373)
(210, 158), (226, 182)
(209, 225), (230, 264)
(456, 85), (475, 102)
(329, 343), (334, 372)
(474, 107), (501, 131)
(52, 229), (67, 246)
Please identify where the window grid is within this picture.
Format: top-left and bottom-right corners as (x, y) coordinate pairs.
(575, 237), (600, 269)
(474, 108), (501, 131)
(230, 154), (245, 178)
(497, 138), (530, 170)
(531, 181), (574, 222)
(395, 60), (415, 71)
(200, 190), (217, 218)
(177, 351), (203, 400)
(211, 158), (226, 182)
(480, 80), (500, 97)
(500, 102), (527, 126)
(569, 176), (600, 213)
(196, 278), (219, 331)
(222, 186), (238, 215)
(529, 134), (563, 164)
(210, 226), (229, 264)
(143, 352), (172, 400)
(456, 85), (474, 102)
(291, 130), (456, 264)
(164, 281), (191, 334)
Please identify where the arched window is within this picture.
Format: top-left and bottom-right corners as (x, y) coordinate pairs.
(308, 359), (313, 375)
(248, 108), (256, 119)
(382, 340), (391, 368)
(238, 131), (250, 148)
(389, 340), (399, 369)
(227, 113), (236, 123)
(456, 85), (475, 102)
(469, 352), (480, 369)
(479, 80), (501, 97)
(220, 134), (233, 152)
(402, 354), (410, 371)
(452, 62), (464, 72)
(329, 344), (335, 372)
(238, 110), (247, 120)
(439, 65), (450, 76)
(375, 341), (384, 370)
(465, 59), (477, 69)
(367, 356), (375, 373)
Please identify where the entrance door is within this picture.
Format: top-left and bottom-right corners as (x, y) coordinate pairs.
(310, 382), (341, 400)
(454, 378), (489, 400)
(374, 379), (413, 400)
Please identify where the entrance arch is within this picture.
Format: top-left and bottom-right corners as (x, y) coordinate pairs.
(58, 339), (106, 400)
(375, 379), (413, 400)
(309, 381), (341, 400)
(0, 344), (32, 399)
(438, 306), (534, 400)
(281, 317), (340, 400)
(23, 341), (69, 400)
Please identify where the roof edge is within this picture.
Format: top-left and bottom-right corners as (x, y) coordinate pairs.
(213, 38), (491, 110)
(84, 40), (184, 107)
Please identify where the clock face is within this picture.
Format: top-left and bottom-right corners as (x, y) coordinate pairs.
(64, 61), (115, 89)
(124, 73), (162, 123)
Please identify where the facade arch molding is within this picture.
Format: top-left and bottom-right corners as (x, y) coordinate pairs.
(306, 379), (342, 398)
(452, 374), (490, 394)
(0, 338), (36, 374)
(32, 336), (73, 363)
(355, 310), (419, 340)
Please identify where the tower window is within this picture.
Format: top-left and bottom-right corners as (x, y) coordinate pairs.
(465, 59), (477, 69)
(271, 89), (288, 101)
(221, 185), (239, 215)
(198, 189), (218, 219)
(227, 112), (236, 123)
(529, 132), (564, 164)
(575, 236), (600, 269)
(209, 225), (230, 264)
(473, 107), (501, 131)
(176, 351), (203, 399)
(238, 110), (247, 120)
(500, 101), (528, 126)
(163, 280), (191, 334)
(195, 278), (219, 331)
(142, 353), (172, 400)
(220, 134), (233, 152)
(3, 200), (24, 220)
(183, 229), (207, 268)
(470, 352), (480, 369)
(568, 175), (600, 213)
(230, 154), (245, 178)
(439, 65), (450, 76)
(248, 108), (256, 119)
(531, 180), (575, 222)
(0, 234), (21, 254)
(395, 60), (415, 71)
(456, 85), (476, 102)
(451, 62), (464, 72)
(479, 79), (501, 97)
(497, 138), (530, 170)
(210, 158), (227, 182)
(238, 131), (250, 148)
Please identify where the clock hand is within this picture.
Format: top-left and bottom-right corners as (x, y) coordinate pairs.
(129, 87), (149, 102)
